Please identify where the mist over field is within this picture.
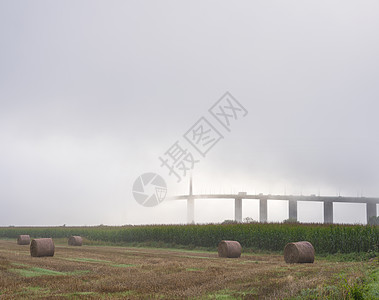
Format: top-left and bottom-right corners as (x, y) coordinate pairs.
(1, 1), (379, 226)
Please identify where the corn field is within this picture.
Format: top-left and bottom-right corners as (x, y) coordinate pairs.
(0, 223), (378, 254)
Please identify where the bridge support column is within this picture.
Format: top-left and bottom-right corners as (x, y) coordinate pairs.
(260, 198), (267, 223)
(324, 202), (333, 224)
(187, 197), (194, 224)
(289, 200), (297, 220)
(235, 198), (242, 222)
(366, 203), (377, 224)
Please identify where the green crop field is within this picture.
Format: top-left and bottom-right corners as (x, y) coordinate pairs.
(1, 223), (378, 254)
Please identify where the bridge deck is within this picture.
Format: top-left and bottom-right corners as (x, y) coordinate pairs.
(168, 194), (379, 204)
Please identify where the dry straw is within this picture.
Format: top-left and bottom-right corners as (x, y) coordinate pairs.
(17, 235), (30, 245)
(30, 238), (55, 257)
(284, 241), (315, 263)
(218, 240), (242, 258)
(68, 236), (83, 246)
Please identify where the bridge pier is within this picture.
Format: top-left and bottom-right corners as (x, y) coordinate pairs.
(324, 202), (333, 224)
(288, 200), (297, 220)
(235, 198), (242, 222)
(367, 203), (377, 224)
(187, 197), (194, 224)
(260, 198), (268, 222)
(175, 193), (379, 225)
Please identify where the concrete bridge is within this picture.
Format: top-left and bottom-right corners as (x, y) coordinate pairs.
(168, 184), (379, 224)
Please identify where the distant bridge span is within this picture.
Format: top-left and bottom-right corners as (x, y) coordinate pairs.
(167, 193), (379, 224)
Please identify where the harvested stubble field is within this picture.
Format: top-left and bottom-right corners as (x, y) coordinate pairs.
(0, 239), (375, 299)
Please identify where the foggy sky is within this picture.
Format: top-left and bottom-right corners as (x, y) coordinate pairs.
(1, 1), (378, 226)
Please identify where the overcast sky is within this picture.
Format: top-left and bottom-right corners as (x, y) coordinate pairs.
(1, 1), (378, 226)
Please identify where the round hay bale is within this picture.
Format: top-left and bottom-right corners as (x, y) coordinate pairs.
(68, 236), (83, 246)
(218, 240), (242, 258)
(30, 238), (55, 257)
(284, 241), (315, 263)
(17, 235), (30, 245)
